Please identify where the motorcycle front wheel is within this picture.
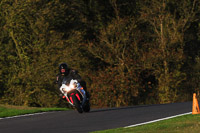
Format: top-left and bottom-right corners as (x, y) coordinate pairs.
(72, 95), (83, 113)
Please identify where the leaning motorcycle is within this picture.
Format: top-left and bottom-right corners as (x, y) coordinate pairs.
(59, 78), (90, 113)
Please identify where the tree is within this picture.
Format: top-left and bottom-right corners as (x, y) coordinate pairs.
(139, 0), (199, 103)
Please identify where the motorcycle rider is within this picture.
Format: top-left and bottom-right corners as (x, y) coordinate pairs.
(56, 63), (90, 100)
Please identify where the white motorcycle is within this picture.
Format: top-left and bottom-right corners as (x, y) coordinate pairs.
(60, 78), (90, 113)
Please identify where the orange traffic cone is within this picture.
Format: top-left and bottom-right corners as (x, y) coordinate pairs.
(192, 93), (200, 114)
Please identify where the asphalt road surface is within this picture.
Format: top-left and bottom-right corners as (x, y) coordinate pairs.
(0, 102), (192, 133)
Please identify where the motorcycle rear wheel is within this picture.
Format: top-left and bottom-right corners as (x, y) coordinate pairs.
(83, 100), (90, 112)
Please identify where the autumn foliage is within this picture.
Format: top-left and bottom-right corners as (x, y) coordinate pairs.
(0, 0), (199, 108)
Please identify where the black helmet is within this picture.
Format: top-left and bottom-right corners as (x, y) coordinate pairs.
(59, 63), (68, 75)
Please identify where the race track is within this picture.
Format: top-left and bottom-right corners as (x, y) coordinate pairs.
(0, 102), (192, 133)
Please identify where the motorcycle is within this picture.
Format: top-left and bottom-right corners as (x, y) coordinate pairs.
(59, 78), (90, 113)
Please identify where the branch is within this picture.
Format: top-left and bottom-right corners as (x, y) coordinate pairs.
(10, 31), (23, 63)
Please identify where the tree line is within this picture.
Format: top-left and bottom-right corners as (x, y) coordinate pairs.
(0, 0), (199, 108)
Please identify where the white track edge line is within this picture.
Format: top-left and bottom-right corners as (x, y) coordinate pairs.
(124, 112), (192, 128)
(0, 112), (50, 120)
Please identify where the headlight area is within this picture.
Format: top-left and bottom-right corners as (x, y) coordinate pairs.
(62, 84), (76, 92)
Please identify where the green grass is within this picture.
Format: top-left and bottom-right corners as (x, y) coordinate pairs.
(93, 114), (200, 133)
(0, 104), (69, 118)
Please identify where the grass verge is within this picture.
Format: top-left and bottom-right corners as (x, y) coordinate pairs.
(93, 114), (200, 133)
(0, 104), (69, 118)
